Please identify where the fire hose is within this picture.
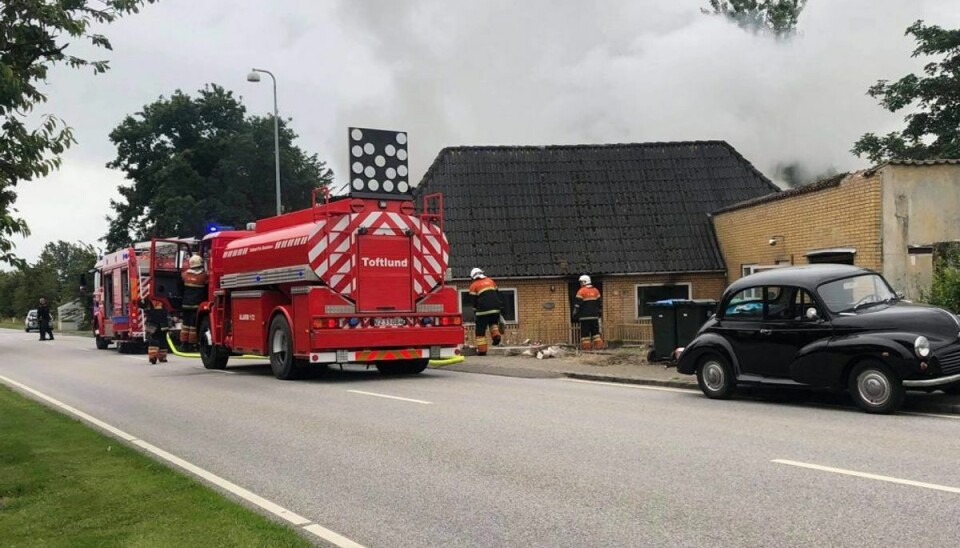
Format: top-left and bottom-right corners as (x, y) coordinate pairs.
(165, 332), (465, 366)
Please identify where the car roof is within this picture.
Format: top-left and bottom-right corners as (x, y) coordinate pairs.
(726, 264), (877, 295)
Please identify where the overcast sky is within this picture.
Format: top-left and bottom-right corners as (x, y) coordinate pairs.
(11, 0), (960, 261)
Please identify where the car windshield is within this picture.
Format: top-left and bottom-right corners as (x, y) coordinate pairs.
(817, 274), (896, 314)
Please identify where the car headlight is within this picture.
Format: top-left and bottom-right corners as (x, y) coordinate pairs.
(914, 336), (930, 358)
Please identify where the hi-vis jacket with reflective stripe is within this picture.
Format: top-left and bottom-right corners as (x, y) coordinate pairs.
(469, 277), (502, 316)
(182, 268), (208, 309)
(574, 285), (601, 320)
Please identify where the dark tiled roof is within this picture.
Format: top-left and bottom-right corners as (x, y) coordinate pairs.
(712, 172), (849, 215)
(416, 141), (779, 279)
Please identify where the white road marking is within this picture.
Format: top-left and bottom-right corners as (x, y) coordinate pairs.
(0, 374), (366, 548)
(347, 390), (433, 405)
(561, 378), (697, 394)
(772, 459), (960, 494)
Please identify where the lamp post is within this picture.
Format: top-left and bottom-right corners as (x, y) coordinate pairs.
(246, 68), (281, 216)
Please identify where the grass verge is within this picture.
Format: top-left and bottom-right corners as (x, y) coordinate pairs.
(0, 384), (310, 547)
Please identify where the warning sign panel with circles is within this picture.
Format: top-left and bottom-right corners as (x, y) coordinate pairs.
(348, 127), (411, 198)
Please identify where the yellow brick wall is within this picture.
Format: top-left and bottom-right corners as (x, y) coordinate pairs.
(712, 172), (883, 282)
(454, 272), (726, 345)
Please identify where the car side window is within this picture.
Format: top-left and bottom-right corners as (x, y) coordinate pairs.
(724, 289), (764, 320)
(765, 286), (793, 321)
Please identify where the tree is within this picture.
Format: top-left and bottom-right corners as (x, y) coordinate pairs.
(923, 243), (960, 313)
(104, 85), (334, 249)
(0, 0), (156, 267)
(37, 240), (97, 304)
(702, 0), (806, 38)
(852, 21), (960, 164)
(0, 240), (96, 320)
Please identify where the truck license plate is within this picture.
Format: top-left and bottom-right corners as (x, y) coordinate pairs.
(374, 318), (406, 327)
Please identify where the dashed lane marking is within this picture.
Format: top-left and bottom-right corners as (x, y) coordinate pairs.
(772, 459), (960, 494)
(346, 390), (433, 405)
(0, 374), (367, 547)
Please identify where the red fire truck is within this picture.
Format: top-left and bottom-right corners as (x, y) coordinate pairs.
(149, 128), (463, 379)
(92, 239), (194, 352)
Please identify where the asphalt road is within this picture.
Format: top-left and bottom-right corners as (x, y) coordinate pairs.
(2, 329), (960, 547)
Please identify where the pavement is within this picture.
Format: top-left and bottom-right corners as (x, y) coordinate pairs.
(4, 331), (960, 547)
(438, 346), (960, 415)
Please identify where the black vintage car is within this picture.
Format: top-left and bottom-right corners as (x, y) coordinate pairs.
(676, 264), (960, 414)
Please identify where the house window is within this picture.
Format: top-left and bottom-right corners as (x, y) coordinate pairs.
(741, 263), (789, 298)
(636, 284), (691, 318)
(459, 288), (518, 324)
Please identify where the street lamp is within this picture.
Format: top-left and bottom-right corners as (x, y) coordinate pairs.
(246, 68), (282, 216)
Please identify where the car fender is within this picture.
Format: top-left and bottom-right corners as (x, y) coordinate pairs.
(677, 333), (741, 376)
(792, 333), (916, 387)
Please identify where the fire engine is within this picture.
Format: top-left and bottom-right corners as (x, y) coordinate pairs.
(148, 128), (463, 379)
(92, 239), (194, 352)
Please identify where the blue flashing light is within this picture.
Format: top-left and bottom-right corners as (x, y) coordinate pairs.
(421, 317), (433, 326)
(348, 317), (360, 327)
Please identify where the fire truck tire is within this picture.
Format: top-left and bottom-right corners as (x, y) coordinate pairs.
(198, 317), (229, 370)
(268, 316), (299, 380)
(376, 359), (429, 375)
(95, 335), (110, 350)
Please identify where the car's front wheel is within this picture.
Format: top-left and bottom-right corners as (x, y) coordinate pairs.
(849, 361), (905, 414)
(696, 353), (736, 400)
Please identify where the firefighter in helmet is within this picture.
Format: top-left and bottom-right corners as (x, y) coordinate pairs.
(138, 297), (169, 364)
(469, 267), (502, 356)
(180, 254), (208, 349)
(573, 274), (604, 350)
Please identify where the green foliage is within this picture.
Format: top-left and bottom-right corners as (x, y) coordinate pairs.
(0, 0), (156, 267)
(0, 240), (96, 318)
(853, 21), (960, 164)
(702, 0), (806, 38)
(923, 243), (960, 313)
(104, 85), (334, 249)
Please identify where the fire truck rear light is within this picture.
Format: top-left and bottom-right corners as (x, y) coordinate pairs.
(312, 318), (339, 329)
(439, 316), (450, 326)
(421, 317), (433, 326)
(452, 316), (462, 326)
(348, 317), (360, 327)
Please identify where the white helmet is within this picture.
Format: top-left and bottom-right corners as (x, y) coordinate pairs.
(470, 267), (484, 280)
(579, 274), (591, 285)
(189, 254), (203, 268)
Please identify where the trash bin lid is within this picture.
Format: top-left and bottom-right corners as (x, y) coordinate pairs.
(648, 299), (684, 307)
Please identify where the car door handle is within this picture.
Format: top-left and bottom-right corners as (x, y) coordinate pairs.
(759, 329), (772, 336)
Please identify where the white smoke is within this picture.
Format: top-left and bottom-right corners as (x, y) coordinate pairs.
(333, 0), (958, 188)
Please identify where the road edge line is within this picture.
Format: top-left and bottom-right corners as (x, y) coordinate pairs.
(0, 374), (367, 547)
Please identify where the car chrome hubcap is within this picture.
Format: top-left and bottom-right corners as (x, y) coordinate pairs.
(857, 370), (891, 406)
(703, 362), (725, 391)
(272, 330), (287, 362)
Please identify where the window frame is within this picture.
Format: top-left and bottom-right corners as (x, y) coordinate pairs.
(635, 283), (692, 319)
(458, 287), (519, 325)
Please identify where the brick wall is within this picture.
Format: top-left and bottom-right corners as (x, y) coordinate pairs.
(454, 272), (726, 345)
(712, 172), (883, 282)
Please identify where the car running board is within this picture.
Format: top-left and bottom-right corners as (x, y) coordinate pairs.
(736, 374), (806, 386)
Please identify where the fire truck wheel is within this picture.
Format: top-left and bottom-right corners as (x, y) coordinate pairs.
(199, 317), (228, 370)
(268, 315), (299, 380)
(95, 335), (110, 350)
